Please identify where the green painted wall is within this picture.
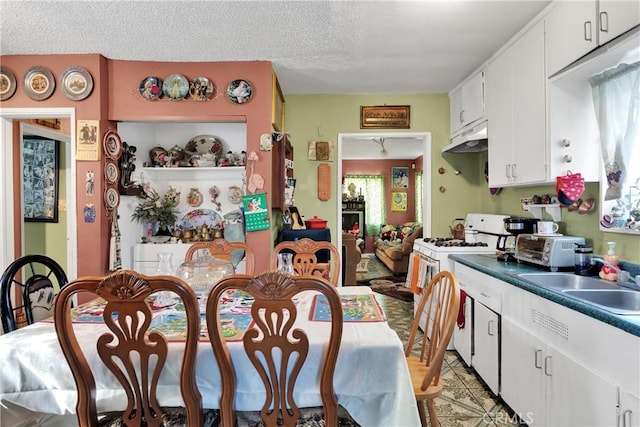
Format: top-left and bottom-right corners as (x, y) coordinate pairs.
(286, 94), (639, 263)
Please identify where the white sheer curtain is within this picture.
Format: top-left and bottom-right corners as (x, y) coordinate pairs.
(344, 175), (385, 236)
(415, 171), (423, 224)
(589, 62), (640, 200)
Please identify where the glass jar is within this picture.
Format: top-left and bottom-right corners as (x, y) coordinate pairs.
(176, 255), (235, 294)
(277, 253), (294, 274)
(574, 244), (593, 276)
(155, 252), (175, 275)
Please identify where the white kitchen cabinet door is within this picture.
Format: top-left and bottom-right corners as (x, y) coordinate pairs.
(449, 86), (463, 135)
(460, 71), (484, 128)
(544, 344), (618, 426)
(597, 1), (640, 45)
(486, 20), (546, 187)
(510, 20), (546, 185)
(546, 1), (598, 77)
(501, 319), (545, 426)
(453, 294), (473, 367)
(472, 302), (500, 395)
(620, 391), (640, 427)
(450, 71), (484, 137)
(486, 49), (513, 187)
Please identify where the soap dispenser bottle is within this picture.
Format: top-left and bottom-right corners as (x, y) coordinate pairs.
(599, 241), (619, 281)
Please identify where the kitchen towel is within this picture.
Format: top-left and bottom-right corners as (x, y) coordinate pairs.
(457, 289), (467, 329)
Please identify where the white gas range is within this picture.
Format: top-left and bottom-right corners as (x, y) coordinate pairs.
(408, 213), (510, 347)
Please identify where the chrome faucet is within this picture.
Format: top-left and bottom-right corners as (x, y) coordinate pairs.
(589, 257), (619, 270)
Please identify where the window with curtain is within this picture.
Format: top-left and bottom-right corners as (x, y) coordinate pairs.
(344, 175), (385, 236)
(415, 171), (423, 224)
(589, 61), (640, 232)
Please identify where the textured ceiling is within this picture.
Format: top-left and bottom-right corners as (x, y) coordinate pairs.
(0, 0), (551, 95)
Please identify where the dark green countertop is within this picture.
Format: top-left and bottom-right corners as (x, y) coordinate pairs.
(449, 254), (640, 338)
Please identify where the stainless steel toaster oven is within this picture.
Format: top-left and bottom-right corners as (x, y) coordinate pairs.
(515, 234), (585, 271)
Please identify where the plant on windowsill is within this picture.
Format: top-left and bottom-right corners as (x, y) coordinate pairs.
(131, 186), (180, 236)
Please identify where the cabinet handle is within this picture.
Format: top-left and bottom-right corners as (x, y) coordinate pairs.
(506, 164), (511, 179)
(623, 409), (632, 427)
(561, 138), (571, 147)
(460, 110), (465, 124)
(562, 154), (573, 163)
(584, 21), (593, 41)
(544, 355), (552, 376)
(487, 320), (495, 336)
(512, 164), (517, 179)
(600, 12), (609, 33)
(534, 349), (542, 369)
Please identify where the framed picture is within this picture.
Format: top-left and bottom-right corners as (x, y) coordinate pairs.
(391, 192), (408, 212)
(360, 105), (410, 129)
(391, 166), (409, 188)
(23, 137), (59, 222)
(272, 72), (285, 132)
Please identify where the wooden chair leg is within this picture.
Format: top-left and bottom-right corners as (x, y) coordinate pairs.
(427, 399), (439, 427)
(417, 399), (428, 426)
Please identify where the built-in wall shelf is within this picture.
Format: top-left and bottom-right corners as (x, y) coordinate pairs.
(141, 166), (245, 180)
(525, 203), (562, 221)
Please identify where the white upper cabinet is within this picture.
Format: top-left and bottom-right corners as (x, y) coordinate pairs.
(486, 20), (546, 187)
(546, 0), (640, 76)
(449, 71), (484, 136)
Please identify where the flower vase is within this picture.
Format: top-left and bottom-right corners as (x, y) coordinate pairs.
(155, 224), (172, 236)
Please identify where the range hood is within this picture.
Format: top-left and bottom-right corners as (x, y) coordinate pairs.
(442, 121), (488, 153)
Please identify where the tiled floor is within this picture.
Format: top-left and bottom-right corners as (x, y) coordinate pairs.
(375, 293), (524, 427)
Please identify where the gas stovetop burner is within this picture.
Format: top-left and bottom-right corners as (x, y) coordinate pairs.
(423, 237), (489, 247)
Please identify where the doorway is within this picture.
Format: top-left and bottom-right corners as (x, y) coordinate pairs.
(0, 108), (77, 280)
(336, 132), (432, 263)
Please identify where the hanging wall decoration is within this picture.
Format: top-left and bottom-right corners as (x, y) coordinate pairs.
(76, 120), (100, 161)
(242, 193), (270, 232)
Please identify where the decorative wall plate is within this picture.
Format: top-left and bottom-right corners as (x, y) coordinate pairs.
(0, 66), (17, 101)
(23, 66), (55, 101)
(162, 73), (189, 100)
(185, 134), (224, 156)
(189, 76), (214, 101)
(105, 160), (119, 184)
(187, 188), (203, 207)
(227, 186), (243, 204)
(181, 209), (223, 229)
(103, 130), (123, 160)
(104, 187), (120, 209)
(227, 79), (253, 104)
(139, 76), (163, 100)
(60, 66), (93, 101)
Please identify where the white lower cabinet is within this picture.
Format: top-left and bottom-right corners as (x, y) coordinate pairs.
(620, 391), (640, 427)
(502, 318), (619, 426)
(472, 302), (500, 395)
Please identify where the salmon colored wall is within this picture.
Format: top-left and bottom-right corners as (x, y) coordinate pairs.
(2, 54), (110, 279)
(342, 158), (417, 224)
(2, 56), (275, 275)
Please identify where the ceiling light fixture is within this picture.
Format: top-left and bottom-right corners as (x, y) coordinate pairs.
(373, 137), (388, 157)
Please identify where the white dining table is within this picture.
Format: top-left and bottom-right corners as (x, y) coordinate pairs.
(0, 287), (420, 427)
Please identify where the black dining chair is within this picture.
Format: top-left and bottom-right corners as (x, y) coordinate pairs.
(1, 254), (68, 333)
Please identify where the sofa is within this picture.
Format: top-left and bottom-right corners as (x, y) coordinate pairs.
(374, 222), (423, 274)
(341, 232), (362, 286)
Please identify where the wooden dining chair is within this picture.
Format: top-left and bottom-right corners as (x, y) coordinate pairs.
(405, 270), (460, 426)
(185, 239), (255, 274)
(1, 254), (68, 333)
(271, 238), (341, 286)
(206, 270), (358, 427)
(54, 270), (205, 427)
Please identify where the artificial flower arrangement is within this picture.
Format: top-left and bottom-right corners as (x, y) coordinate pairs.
(131, 186), (181, 234)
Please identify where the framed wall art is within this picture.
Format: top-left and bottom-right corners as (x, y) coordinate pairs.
(391, 191), (407, 212)
(272, 72), (285, 132)
(360, 105), (410, 129)
(23, 137), (59, 222)
(391, 166), (409, 188)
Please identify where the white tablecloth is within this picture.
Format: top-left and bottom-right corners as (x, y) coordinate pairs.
(0, 287), (420, 427)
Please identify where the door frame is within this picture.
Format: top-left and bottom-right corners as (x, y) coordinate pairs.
(336, 131), (432, 273)
(0, 108), (78, 280)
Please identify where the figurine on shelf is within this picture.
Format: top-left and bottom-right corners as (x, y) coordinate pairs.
(118, 141), (143, 196)
(235, 151), (246, 166)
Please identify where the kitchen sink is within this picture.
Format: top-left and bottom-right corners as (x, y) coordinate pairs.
(561, 289), (640, 315)
(513, 272), (620, 291)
